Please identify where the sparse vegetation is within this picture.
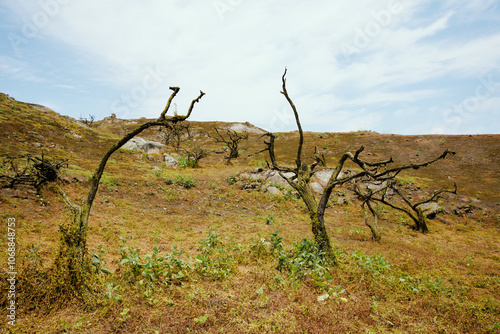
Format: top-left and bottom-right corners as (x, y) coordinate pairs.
(0, 91), (499, 333)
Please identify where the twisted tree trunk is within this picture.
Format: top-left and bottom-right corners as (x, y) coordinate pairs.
(54, 87), (204, 301)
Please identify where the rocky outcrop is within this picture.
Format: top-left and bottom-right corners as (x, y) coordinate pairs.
(122, 137), (166, 154)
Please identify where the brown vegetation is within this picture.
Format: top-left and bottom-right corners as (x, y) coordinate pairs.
(0, 91), (499, 333)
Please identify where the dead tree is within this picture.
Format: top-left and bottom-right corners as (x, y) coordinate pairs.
(54, 87), (204, 302)
(179, 146), (209, 168)
(353, 179), (457, 234)
(80, 114), (96, 127)
(162, 121), (191, 151)
(209, 126), (248, 164)
(0, 153), (67, 193)
(262, 69), (455, 259)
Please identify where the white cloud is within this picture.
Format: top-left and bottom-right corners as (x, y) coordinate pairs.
(1, 0), (499, 134)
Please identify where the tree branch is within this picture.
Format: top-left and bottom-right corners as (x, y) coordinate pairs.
(281, 68), (303, 168)
(159, 87), (180, 120)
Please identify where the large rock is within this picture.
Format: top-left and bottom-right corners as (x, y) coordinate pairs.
(267, 171), (294, 188)
(122, 137), (166, 154)
(310, 182), (324, 193)
(163, 153), (178, 169)
(313, 169), (349, 187)
(418, 202), (440, 218)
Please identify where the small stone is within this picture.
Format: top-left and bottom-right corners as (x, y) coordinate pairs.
(267, 186), (282, 195)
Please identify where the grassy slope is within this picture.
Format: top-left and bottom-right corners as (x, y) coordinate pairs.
(0, 93), (499, 333)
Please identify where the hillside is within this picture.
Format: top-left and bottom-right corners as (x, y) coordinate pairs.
(0, 93), (499, 333)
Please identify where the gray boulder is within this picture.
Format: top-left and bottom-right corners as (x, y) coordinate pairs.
(418, 202), (440, 218)
(123, 137), (166, 154)
(163, 153), (179, 169)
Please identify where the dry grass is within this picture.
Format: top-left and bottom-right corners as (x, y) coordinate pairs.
(0, 93), (499, 333)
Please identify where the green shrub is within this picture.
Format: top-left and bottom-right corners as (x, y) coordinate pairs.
(118, 237), (190, 289)
(195, 229), (239, 281)
(352, 251), (391, 276)
(277, 238), (330, 281)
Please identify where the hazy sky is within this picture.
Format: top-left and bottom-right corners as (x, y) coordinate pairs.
(1, 1), (499, 134)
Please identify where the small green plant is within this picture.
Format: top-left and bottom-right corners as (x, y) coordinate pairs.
(208, 180), (220, 190)
(250, 235), (270, 257)
(349, 227), (367, 240)
(282, 188), (299, 201)
(266, 213), (275, 225)
(226, 173), (238, 185)
(195, 229), (239, 281)
(487, 321), (500, 332)
(269, 229), (284, 256)
(255, 285), (269, 307)
(118, 237), (190, 290)
(256, 159), (267, 168)
(352, 251), (391, 276)
(194, 314), (209, 325)
(166, 174), (197, 189)
(104, 281), (122, 302)
(26, 243), (43, 268)
(277, 238), (332, 281)
(91, 254), (111, 275)
(175, 174), (196, 189)
(440, 138), (445, 145)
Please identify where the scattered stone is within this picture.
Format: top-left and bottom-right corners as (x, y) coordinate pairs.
(267, 186), (282, 195)
(32, 142), (43, 148)
(336, 197), (347, 205)
(163, 153), (178, 169)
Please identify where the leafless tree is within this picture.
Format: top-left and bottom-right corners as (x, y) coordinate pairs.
(163, 121), (191, 151)
(0, 153), (67, 193)
(261, 69), (454, 259)
(54, 87), (204, 301)
(352, 179), (457, 234)
(180, 146), (210, 168)
(80, 114), (96, 127)
(209, 126), (248, 164)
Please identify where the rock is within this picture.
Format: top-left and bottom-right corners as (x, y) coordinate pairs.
(418, 202), (440, 218)
(32, 142), (43, 148)
(314, 169), (349, 187)
(267, 186), (282, 195)
(459, 196), (471, 203)
(225, 122), (267, 134)
(122, 137), (166, 154)
(267, 171), (294, 188)
(336, 197), (347, 205)
(310, 182), (324, 193)
(163, 154), (178, 169)
(365, 181), (389, 193)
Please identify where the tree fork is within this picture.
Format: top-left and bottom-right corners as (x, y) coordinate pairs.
(54, 87), (204, 301)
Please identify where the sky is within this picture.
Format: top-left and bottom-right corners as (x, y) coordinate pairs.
(0, 1), (499, 135)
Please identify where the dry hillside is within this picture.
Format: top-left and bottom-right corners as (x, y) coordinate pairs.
(0, 93), (499, 333)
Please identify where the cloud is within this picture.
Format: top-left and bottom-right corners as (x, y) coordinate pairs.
(0, 55), (45, 83)
(1, 1), (499, 134)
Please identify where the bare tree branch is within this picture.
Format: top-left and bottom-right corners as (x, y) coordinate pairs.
(281, 68), (303, 168)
